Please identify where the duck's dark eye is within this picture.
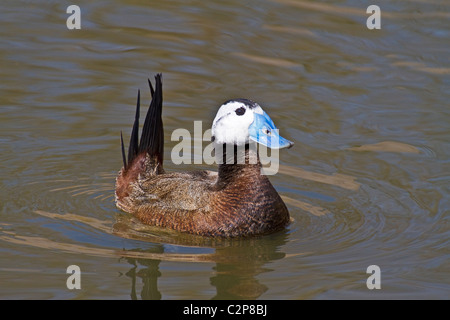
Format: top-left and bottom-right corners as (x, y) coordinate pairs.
(263, 128), (271, 135)
(235, 107), (246, 116)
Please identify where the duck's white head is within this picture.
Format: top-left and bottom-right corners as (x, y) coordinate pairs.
(211, 99), (293, 149)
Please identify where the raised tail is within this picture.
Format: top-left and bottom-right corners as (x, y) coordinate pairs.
(120, 73), (164, 177)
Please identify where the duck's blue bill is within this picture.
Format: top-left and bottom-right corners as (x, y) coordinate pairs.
(248, 111), (294, 149)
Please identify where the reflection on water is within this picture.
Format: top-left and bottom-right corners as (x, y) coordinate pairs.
(0, 0), (449, 299)
(121, 233), (290, 300)
(347, 141), (420, 154)
(1, 205), (292, 299)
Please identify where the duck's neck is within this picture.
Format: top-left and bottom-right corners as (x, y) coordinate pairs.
(216, 143), (266, 188)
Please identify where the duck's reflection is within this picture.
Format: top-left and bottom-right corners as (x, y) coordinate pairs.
(124, 251), (162, 300)
(121, 230), (288, 300)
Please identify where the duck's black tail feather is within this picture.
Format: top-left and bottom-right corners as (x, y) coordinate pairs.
(121, 73), (164, 171)
(122, 89), (141, 170)
(140, 74), (164, 165)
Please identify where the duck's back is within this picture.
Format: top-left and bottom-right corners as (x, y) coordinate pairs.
(118, 169), (217, 213)
(116, 168), (219, 233)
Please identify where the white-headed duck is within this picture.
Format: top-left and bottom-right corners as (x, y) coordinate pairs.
(115, 74), (293, 237)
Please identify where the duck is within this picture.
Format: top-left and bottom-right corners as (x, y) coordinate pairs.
(115, 74), (293, 237)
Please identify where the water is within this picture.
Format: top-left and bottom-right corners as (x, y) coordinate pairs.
(0, 0), (449, 299)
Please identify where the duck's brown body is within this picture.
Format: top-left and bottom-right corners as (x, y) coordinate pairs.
(115, 74), (290, 237)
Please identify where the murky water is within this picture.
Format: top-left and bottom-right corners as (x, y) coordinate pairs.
(1, 0), (449, 299)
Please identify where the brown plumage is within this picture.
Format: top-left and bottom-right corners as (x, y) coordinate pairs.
(115, 74), (291, 237)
